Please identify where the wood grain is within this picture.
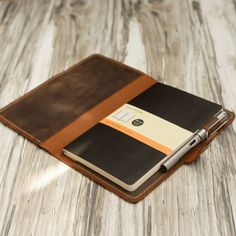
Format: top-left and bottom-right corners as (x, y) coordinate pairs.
(0, 0), (235, 235)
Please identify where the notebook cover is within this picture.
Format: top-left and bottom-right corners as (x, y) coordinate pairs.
(0, 54), (234, 203)
(64, 83), (223, 189)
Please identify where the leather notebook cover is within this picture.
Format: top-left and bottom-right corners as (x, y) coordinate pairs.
(0, 54), (234, 203)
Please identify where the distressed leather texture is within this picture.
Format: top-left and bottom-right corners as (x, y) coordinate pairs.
(0, 54), (234, 203)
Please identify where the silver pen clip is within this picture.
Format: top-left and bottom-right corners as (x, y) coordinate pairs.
(206, 110), (228, 139)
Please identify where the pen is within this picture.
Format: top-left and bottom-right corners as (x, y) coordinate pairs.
(160, 110), (228, 172)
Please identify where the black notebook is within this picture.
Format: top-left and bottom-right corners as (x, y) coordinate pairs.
(63, 83), (222, 191)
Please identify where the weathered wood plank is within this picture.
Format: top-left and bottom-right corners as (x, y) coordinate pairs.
(0, 0), (235, 235)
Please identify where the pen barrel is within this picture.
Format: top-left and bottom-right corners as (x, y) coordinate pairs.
(161, 134), (203, 172)
(160, 111), (228, 173)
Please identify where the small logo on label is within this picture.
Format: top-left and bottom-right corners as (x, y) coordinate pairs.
(132, 119), (144, 126)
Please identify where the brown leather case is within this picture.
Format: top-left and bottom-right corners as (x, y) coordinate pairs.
(0, 54), (234, 203)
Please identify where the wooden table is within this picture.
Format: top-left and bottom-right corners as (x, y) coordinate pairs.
(0, 0), (235, 235)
